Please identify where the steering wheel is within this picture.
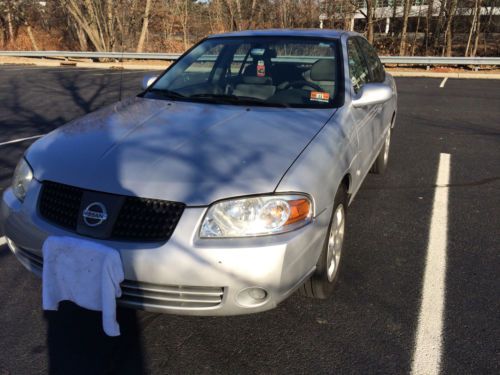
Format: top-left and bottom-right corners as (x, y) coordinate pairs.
(282, 80), (324, 92)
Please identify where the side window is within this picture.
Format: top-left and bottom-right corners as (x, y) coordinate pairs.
(357, 38), (385, 83)
(347, 38), (369, 94)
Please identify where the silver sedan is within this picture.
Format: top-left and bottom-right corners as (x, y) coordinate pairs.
(1, 29), (397, 315)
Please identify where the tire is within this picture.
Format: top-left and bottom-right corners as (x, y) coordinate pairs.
(299, 185), (348, 299)
(370, 128), (391, 174)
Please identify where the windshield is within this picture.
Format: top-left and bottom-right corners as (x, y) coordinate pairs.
(145, 37), (341, 108)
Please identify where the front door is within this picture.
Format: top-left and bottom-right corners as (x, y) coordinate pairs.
(347, 37), (379, 181)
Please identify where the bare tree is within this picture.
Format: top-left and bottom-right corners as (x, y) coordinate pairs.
(0, 0), (43, 49)
(433, 0), (448, 50)
(173, 0), (190, 49)
(6, 5), (15, 41)
(411, 2), (424, 56)
(224, 0), (243, 31)
(136, 0), (152, 52)
(399, 0), (411, 55)
(465, 0), (481, 56)
(443, 0), (458, 56)
(0, 0), (498, 57)
(64, 0), (117, 52)
(471, 0), (485, 56)
(366, 0), (375, 44)
(424, 0), (435, 55)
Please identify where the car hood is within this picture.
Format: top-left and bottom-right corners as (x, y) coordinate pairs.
(27, 97), (335, 205)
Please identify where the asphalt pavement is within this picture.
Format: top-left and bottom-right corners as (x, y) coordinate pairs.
(0, 65), (498, 374)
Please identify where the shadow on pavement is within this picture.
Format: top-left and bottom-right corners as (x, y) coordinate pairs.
(45, 303), (144, 375)
(0, 68), (150, 375)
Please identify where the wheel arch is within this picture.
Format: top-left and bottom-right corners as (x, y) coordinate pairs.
(340, 173), (352, 203)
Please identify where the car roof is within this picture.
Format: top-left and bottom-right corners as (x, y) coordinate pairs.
(207, 28), (359, 40)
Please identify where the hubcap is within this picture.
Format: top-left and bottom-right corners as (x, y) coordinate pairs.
(383, 129), (391, 163)
(326, 204), (345, 282)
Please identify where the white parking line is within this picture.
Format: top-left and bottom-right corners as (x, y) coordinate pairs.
(0, 236), (6, 248)
(0, 134), (44, 147)
(411, 153), (450, 375)
(439, 77), (448, 88)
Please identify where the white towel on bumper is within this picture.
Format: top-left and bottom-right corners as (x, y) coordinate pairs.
(42, 236), (125, 336)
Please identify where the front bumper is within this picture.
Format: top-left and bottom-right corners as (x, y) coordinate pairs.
(1, 181), (331, 315)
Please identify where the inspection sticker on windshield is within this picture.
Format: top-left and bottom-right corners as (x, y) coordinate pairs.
(310, 91), (330, 102)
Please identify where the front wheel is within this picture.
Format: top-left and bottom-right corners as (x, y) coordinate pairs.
(299, 185), (347, 299)
(370, 128), (391, 174)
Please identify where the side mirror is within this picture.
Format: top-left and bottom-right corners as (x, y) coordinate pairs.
(352, 83), (392, 108)
(141, 74), (159, 90)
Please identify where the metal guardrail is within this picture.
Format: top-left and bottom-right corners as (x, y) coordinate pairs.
(0, 50), (499, 66)
(380, 56), (500, 65)
(0, 51), (180, 60)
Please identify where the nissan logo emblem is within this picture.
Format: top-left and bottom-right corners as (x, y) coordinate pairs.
(82, 202), (108, 227)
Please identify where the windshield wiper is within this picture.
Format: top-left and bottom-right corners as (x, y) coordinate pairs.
(188, 93), (239, 103)
(189, 93), (289, 107)
(148, 88), (186, 100)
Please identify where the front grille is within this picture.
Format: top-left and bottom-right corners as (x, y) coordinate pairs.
(38, 181), (185, 242)
(11, 246), (223, 310)
(39, 181), (83, 230)
(112, 197), (185, 241)
(120, 281), (224, 310)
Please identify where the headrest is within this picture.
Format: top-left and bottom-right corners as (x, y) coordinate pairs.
(250, 48), (277, 59)
(241, 76), (272, 85)
(310, 59), (336, 81)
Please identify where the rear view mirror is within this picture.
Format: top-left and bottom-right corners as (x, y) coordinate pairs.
(142, 74), (159, 90)
(352, 83), (392, 108)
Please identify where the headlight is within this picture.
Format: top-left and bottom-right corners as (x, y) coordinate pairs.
(12, 158), (33, 202)
(200, 194), (312, 238)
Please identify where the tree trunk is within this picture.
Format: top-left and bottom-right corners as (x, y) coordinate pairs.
(366, 0), (374, 44)
(346, 0), (356, 31)
(399, 0), (411, 56)
(235, 0), (242, 30)
(223, 0), (237, 30)
(106, 0), (115, 51)
(84, 0), (106, 51)
(443, 0), (458, 57)
(6, 8), (14, 42)
(424, 0), (435, 55)
(411, 5), (423, 56)
(433, 0), (448, 50)
(76, 25), (88, 51)
(65, 0), (107, 51)
(465, 0), (477, 56)
(390, 0), (398, 36)
(136, 0), (152, 53)
(472, 0), (483, 56)
(249, 0), (257, 29)
(26, 24), (39, 51)
(182, 0), (189, 49)
(482, 3), (495, 55)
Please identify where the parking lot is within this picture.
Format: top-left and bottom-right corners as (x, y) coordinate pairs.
(0, 66), (498, 374)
